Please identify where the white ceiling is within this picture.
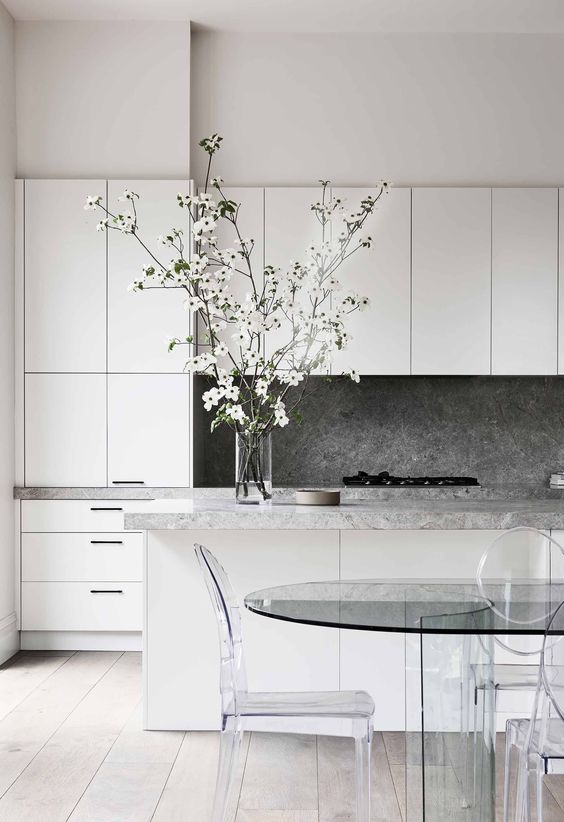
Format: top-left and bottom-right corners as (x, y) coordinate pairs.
(4, 0), (564, 33)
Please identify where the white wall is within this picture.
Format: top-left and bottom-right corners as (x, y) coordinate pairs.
(16, 21), (191, 178)
(191, 32), (564, 186)
(0, 0), (17, 663)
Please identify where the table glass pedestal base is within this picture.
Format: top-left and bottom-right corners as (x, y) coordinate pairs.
(404, 630), (496, 822)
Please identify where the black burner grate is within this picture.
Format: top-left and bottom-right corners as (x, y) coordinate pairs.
(343, 471), (480, 487)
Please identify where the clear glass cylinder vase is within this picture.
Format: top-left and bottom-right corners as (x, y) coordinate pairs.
(235, 431), (272, 504)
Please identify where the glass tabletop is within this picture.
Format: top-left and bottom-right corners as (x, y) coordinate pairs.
(244, 579), (564, 635)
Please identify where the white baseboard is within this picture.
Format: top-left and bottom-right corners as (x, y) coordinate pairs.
(0, 612), (20, 664)
(20, 631), (142, 652)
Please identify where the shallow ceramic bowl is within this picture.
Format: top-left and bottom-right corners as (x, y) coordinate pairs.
(295, 489), (341, 506)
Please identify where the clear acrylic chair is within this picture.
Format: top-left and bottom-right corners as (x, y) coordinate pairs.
(505, 597), (564, 822)
(473, 527), (564, 697)
(195, 544), (374, 822)
(463, 528), (564, 806)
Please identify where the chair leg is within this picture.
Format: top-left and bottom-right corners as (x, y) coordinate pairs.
(472, 685), (480, 806)
(354, 720), (372, 822)
(461, 670), (476, 808)
(535, 761), (545, 822)
(212, 716), (244, 822)
(503, 723), (512, 822)
(515, 750), (531, 822)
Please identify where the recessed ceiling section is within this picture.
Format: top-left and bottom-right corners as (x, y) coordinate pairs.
(4, 0), (564, 33)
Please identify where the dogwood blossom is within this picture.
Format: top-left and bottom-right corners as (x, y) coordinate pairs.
(84, 195), (102, 210)
(118, 189), (136, 202)
(184, 295), (205, 313)
(214, 341), (229, 357)
(280, 370), (304, 387)
(273, 399), (289, 428)
(226, 404), (247, 423)
(255, 378), (270, 398)
(203, 387), (224, 410)
(193, 216), (217, 235)
(223, 384), (240, 401)
(85, 133), (388, 473)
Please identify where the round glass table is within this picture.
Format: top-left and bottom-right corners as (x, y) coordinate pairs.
(245, 580), (564, 822)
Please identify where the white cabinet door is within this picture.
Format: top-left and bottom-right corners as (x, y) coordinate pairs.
(25, 180), (106, 372)
(146, 529), (339, 730)
(331, 187), (411, 375)
(108, 180), (191, 373)
(264, 188), (328, 366)
(22, 582), (142, 631)
(412, 188), (491, 375)
(25, 374), (106, 486)
(21, 500), (147, 533)
(197, 187), (264, 362)
(492, 188), (558, 375)
(22, 533), (143, 582)
(107, 374), (191, 487)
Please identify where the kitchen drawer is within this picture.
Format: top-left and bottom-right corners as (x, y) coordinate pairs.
(21, 500), (148, 532)
(22, 582), (142, 631)
(22, 533), (143, 582)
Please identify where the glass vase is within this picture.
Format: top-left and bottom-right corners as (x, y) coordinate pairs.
(235, 431), (272, 504)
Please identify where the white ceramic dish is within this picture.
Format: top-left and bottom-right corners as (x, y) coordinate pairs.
(295, 489), (341, 506)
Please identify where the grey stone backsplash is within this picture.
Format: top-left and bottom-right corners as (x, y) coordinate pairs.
(192, 376), (564, 488)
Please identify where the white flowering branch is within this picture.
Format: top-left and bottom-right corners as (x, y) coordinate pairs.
(85, 134), (388, 447)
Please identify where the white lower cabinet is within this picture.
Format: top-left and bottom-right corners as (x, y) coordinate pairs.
(145, 528), (340, 730)
(21, 499), (144, 532)
(22, 533), (143, 582)
(20, 501), (145, 649)
(107, 374), (191, 487)
(22, 582), (142, 631)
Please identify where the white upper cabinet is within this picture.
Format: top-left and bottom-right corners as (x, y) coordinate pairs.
(107, 374), (191, 487)
(330, 187), (411, 375)
(25, 374), (106, 486)
(25, 180), (106, 372)
(411, 188), (491, 375)
(264, 187), (328, 366)
(107, 180), (191, 373)
(197, 187), (264, 360)
(492, 188), (558, 375)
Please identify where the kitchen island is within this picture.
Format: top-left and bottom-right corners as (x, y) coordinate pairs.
(125, 496), (564, 531)
(128, 497), (564, 731)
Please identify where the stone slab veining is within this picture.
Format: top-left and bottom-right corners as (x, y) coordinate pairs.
(194, 375), (564, 488)
(13, 485), (564, 501)
(123, 497), (564, 531)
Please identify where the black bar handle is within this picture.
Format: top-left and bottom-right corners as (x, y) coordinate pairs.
(90, 507), (123, 511)
(111, 481), (145, 485)
(90, 540), (123, 545)
(90, 589), (124, 594)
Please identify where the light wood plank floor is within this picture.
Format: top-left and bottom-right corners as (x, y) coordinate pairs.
(0, 651), (563, 821)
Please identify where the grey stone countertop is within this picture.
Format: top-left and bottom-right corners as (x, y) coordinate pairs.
(13, 484), (564, 501)
(122, 497), (564, 531)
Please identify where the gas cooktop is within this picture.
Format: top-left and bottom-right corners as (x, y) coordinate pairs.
(343, 471), (480, 487)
